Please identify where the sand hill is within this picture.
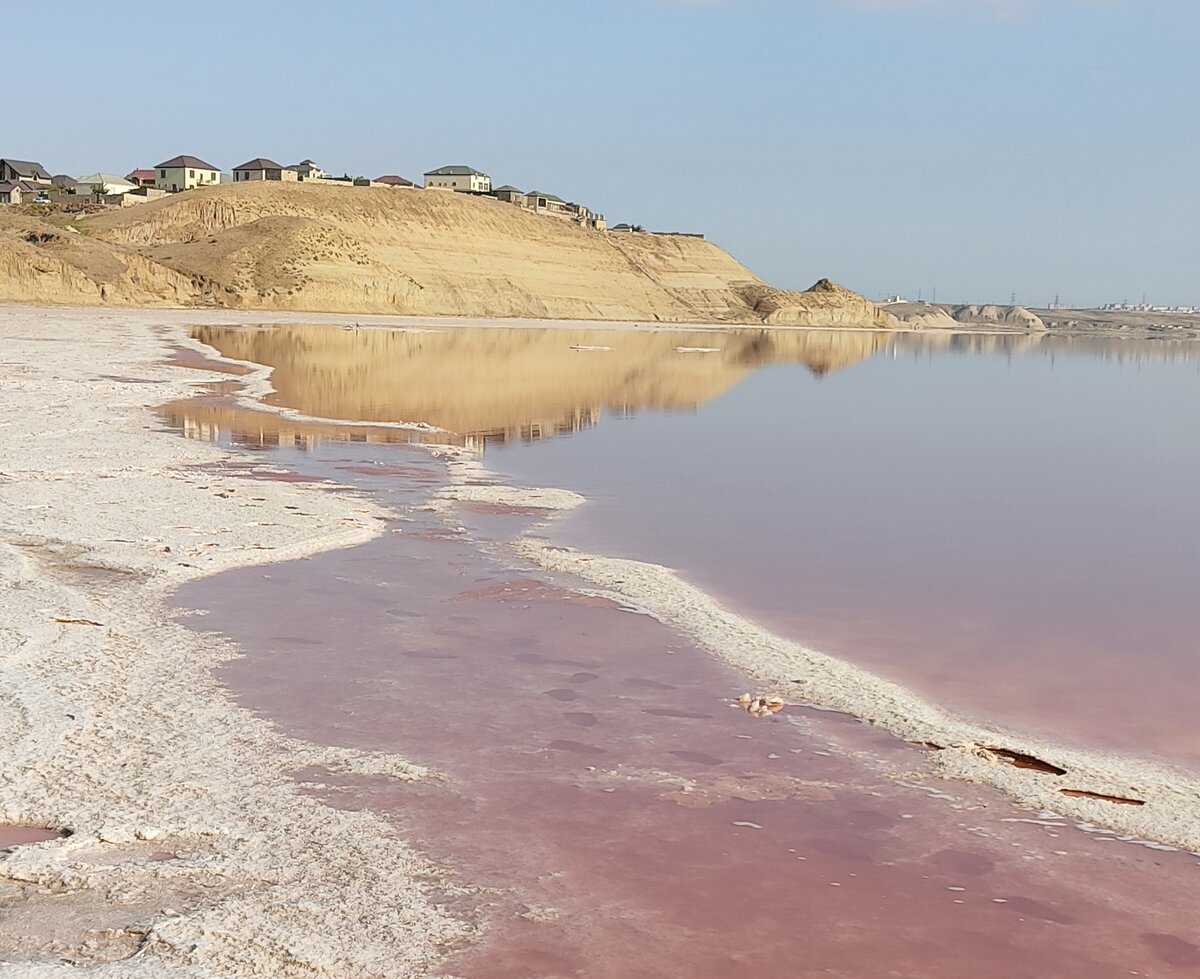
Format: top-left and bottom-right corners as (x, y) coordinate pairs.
(0, 183), (892, 327)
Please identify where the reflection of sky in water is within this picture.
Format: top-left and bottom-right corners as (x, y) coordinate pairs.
(488, 342), (1200, 766)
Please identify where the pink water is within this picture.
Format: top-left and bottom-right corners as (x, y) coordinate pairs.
(487, 340), (1200, 768)
(171, 329), (1200, 976)
(0, 827), (61, 850)
(173, 438), (1200, 978)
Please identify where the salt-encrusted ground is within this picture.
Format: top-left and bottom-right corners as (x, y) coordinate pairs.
(0, 306), (467, 976)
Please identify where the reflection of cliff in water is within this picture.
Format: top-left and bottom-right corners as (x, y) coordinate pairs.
(188, 324), (888, 447)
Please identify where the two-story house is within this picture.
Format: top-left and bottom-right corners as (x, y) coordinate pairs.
(0, 159), (51, 185)
(155, 155), (221, 192)
(423, 165), (491, 193)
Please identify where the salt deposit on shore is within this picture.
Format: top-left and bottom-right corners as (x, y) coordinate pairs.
(510, 536), (1200, 852)
(0, 306), (465, 975)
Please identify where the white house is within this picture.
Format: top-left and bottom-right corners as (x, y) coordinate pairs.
(76, 173), (139, 198)
(287, 159), (326, 181)
(423, 165), (490, 193)
(155, 155), (221, 192)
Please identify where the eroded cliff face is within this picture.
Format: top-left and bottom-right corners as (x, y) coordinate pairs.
(0, 220), (201, 306)
(1, 184), (891, 328)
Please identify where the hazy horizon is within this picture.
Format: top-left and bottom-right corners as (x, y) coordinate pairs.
(9, 0), (1198, 307)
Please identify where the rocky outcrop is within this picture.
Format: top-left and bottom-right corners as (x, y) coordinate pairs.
(741, 279), (897, 329)
(952, 304), (1046, 331)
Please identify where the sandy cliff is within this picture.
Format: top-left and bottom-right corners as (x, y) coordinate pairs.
(0, 183), (891, 327)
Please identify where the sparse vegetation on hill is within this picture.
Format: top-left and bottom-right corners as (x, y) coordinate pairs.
(0, 182), (892, 327)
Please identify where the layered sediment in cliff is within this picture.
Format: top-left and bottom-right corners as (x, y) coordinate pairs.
(0, 184), (890, 327)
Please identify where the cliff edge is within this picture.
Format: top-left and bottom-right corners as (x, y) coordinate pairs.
(0, 183), (892, 328)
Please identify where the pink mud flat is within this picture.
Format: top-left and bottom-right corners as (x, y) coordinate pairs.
(0, 826), (62, 849)
(178, 471), (1200, 979)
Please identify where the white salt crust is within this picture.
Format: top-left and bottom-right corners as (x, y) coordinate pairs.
(0, 307), (469, 976)
(510, 536), (1200, 853)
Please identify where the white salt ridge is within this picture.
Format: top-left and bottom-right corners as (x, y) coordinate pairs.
(481, 510), (1200, 853)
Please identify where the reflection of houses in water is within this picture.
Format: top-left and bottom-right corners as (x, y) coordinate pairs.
(172, 401), (603, 453)
(462, 405), (601, 452)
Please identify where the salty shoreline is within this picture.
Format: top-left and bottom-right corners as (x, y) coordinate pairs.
(178, 311), (1200, 853)
(0, 306), (465, 974)
(3, 304), (1199, 975)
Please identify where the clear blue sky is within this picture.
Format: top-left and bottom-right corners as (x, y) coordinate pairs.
(9, 0), (1198, 306)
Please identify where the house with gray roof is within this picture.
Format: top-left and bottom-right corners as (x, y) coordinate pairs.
(493, 185), (526, 204)
(423, 164), (490, 193)
(286, 159), (326, 181)
(154, 155), (221, 192)
(0, 180), (49, 204)
(232, 158), (297, 183)
(0, 159), (51, 185)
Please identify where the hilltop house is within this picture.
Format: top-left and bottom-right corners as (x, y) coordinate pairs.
(424, 165), (491, 193)
(493, 185), (526, 204)
(126, 169), (156, 187)
(76, 173), (139, 198)
(286, 159), (325, 181)
(376, 175), (416, 188)
(232, 158), (298, 182)
(0, 180), (48, 204)
(155, 155), (220, 192)
(523, 190), (606, 231)
(0, 159), (51, 185)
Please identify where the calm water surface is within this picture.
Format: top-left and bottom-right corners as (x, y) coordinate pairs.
(488, 338), (1200, 767)
(192, 324), (1200, 766)
(173, 326), (1200, 977)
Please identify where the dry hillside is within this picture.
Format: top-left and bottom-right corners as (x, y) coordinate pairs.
(0, 183), (893, 327)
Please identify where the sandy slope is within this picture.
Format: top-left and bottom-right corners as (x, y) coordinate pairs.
(0, 184), (893, 327)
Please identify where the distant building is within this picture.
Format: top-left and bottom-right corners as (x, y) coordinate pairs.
(0, 159), (51, 185)
(50, 174), (79, 192)
(423, 165), (491, 193)
(126, 169), (156, 187)
(287, 159), (326, 181)
(493, 184), (526, 204)
(524, 190), (605, 230)
(0, 180), (48, 204)
(232, 158), (298, 182)
(76, 173), (139, 198)
(352, 177), (385, 187)
(155, 155), (220, 191)
(376, 175), (416, 188)
(111, 186), (169, 206)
